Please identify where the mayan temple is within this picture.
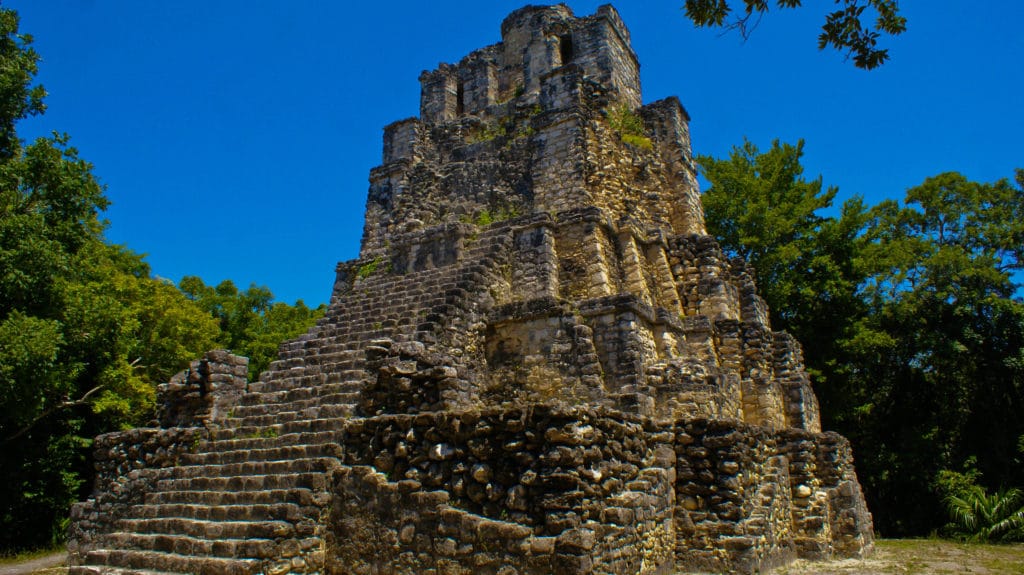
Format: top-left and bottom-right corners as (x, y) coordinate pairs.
(68, 5), (874, 574)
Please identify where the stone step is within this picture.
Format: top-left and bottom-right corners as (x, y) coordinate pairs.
(166, 457), (339, 480)
(144, 488), (323, 507)
(156, 471), (330, 492)
(81, 549), (259, 575)
(229, 393), (362, 421)
(70, 567), (184, 575)
(235, 382), (363, 410)
(98, 532), (276, 560)
(250, 369), (367, 394)
(178, 442), (342, 466)
(257, 357), (366, 379)
(126, 502), (311, 523)
(215, 418), (346, 440)
(227, 403), (356, 428)
(113, 517), (296, 540)
(200, 430), (342, 452)
(94, 533), (325, 567)
(301, 349), (366, 366)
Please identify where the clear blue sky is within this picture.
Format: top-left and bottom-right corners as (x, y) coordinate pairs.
(9, 1), (1023, 306)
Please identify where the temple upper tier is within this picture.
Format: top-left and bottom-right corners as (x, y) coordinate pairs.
(360, 4), (705, 259)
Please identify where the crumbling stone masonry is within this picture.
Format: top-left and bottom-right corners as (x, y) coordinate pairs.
(68, 4), (873, 574)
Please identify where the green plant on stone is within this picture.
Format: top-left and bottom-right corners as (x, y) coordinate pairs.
(606, 103), (652, 150)
(469, 109), (538, 145)
(467, 206), (520, 228)
(621, 133), (653, 150)
(495, 84), (525, 106)
(475, 210), (495, 227)
(356, 256), (389, 280)
(244, 427), (280, 440)
(517, 125), (537, 139)
(469, 118), (511, 143)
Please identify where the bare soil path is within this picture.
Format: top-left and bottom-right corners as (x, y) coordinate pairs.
(0, 552), (65, 575)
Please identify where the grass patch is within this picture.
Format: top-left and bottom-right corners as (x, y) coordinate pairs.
(243, 427), (279, 439)
(622, 133), (653, 150)
(0, 545), (63, 565)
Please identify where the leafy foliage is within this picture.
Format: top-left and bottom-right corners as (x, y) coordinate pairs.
(944, 485), (1024, 543)
(682, 0), (907, 69)
(0, 9), (45, 159)
(178, 276), (326, 379)
(699, 139), (868, 393)
(700, 140), (1024, 536)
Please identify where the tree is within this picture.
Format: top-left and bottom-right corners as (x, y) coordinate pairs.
(0, 6), (222, 550)
(0, 5), (331, 550)
(698, 139), (869, 395)
(0, 8), (45, 158)
(682, 0), (907, 69)
(845, 171), (1024, 534)
(700, 138), (1024, 536)
(178, 276), (326, 379)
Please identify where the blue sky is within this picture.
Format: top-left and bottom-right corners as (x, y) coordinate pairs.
(9, 1), (1023, 306)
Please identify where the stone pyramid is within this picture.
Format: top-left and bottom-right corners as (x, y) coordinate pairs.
(68, 4), (873, 574)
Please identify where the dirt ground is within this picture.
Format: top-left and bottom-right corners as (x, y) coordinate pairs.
(3, 540), (1022, 574)
(0, 552), (65, 575)
(775, 539), (1024, 575)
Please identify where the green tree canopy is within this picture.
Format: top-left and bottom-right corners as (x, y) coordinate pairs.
(179, 276), (326, 379)
(700, 139), (1024, 536)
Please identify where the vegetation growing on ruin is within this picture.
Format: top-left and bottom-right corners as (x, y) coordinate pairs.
(469, 114), (537, 145)
(355, 256), (389, 280)
(606, 104), (653, 150)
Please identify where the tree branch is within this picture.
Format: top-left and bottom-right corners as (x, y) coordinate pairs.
(2, 384), (105, 443)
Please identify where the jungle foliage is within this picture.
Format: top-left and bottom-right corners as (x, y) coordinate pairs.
(700, 140), (1024, 536)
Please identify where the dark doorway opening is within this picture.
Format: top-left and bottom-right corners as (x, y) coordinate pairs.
(559, 34), (574, 65)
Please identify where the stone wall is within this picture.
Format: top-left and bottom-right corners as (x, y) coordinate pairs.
(322, 407), (870, 575)
(156, 350), (248, 428)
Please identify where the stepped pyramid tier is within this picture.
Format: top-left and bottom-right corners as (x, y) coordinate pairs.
(68, 4), (873, 574)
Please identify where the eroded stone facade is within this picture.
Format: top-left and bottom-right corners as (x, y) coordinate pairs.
(68, 5), (872, 574)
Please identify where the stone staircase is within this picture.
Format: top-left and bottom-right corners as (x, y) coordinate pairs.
(70, 223), (515, 575)
(71, 427), (343, 575)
